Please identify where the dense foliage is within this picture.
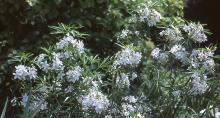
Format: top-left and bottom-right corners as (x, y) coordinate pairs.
(1, 0), (220, 118)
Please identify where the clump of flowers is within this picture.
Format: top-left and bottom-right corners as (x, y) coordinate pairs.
(36, 54), (50, 72)
(81, 87), (110, 114)
(121, 103), (136, 117)
(116, 73), (130, 88)
(113, 48), (142, 67)
(183, 23), (207, 43)
(151, 48), (169, 62)
(66, 66), (82, 83)
(51, 54), (64, 72)
(13, 65), (37, 80)
(189, 48), (215, 73)
(118, 29), (131, 39)
(56, 33), (84, 53)
(170, 44), (188, 63)
(123, 96), (137, 103)
(21, 94), (48, 111)
(190, 72), (208, 95)
(119, 96), (145, 117)
(138, 5), (162, 27)
(159, 26), (184, 42)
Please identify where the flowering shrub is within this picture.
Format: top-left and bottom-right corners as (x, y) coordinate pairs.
(1, 1), (220, 118)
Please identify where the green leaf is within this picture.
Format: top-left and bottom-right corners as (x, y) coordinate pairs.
(1, 98), (8, 118)
(214, 55), (220, 60)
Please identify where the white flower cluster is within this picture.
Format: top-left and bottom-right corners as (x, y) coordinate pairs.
(190, 72), (208, 95)
(151, 48), (160, 58)
(131, 72), (138, 80)
(138, 5), (161, 27)
(170, 44), (188, 63)
(51, 53), (64, 72)
(123, 96), (137, 103)
(54, 52), (72, 60)
(81, 87), (110, 114)
(116, 73), (130, 88)
(215, 111), (220, 118)
(121, 103), (136, 117)
(66, 66), (82, 83)
(183, 23), (207, 43)
(120, 95), (146, 117)
(151, 48), (169, 62)
(37, 52), (73, 74)
(151, 23), (215, 71)
(64, 85), (74, 93)
(56, 34), (84, 53)
(115, 73), (137, 89)
(128, 16), (138, 23)
(190, 49), (215, 72)
(159, 27), (183, 42)
(118, 29), (140, 38)
(21, 93), (29, 107)
(113, 48), (142, 67)
(30, 99), (48, 110)
(74, 40), (84, 54)
(13, 65), (37, 80)
(36, 54), (50, 72)
(172, 90), (181, 97)
(56, 34), (74, 49)
(118, 29), (130, 39)
(34, 34), (84, 76)
(21, 94), (47, 110)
